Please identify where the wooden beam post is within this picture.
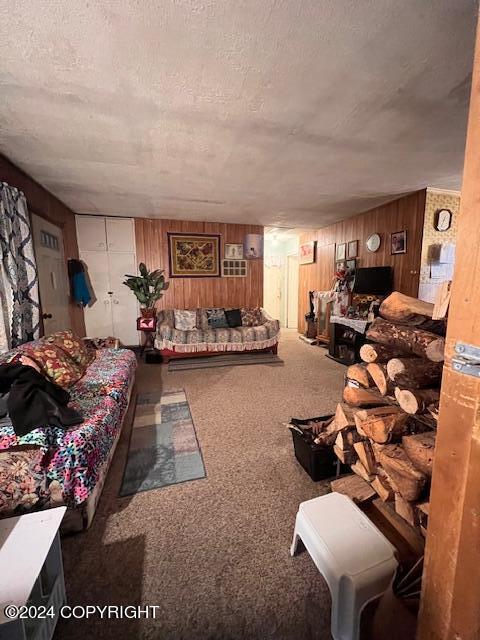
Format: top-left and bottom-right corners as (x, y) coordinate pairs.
(417, 16), (480, 640)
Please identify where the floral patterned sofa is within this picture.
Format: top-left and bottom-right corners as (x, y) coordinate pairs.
(0, 330), (137, 531)
(155, 306), (280, 361)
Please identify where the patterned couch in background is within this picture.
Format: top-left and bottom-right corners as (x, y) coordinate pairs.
(0, 330), (137, 531)
(155, 307), (280, 359)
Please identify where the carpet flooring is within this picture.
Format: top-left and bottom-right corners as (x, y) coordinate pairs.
(57, 330), (346, 640)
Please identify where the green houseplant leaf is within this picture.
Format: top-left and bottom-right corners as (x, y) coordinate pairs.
(123, 263), (169, 310)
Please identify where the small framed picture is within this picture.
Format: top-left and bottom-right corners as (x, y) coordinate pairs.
(347, 240), (358, 259)
(391, 230), (407, 255)
(225, 243), (244, 259)
(299, 240), (316, 264)
(336, 243), (346, 261)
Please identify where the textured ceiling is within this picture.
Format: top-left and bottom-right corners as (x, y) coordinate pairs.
(0, 0), (476, 227)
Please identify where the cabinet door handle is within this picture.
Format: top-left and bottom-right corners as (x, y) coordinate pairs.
(104, 299), (110, 305)
(113, 299), (119, 305)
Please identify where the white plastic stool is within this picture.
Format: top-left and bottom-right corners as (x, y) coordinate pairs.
(290, 492), (398, 640)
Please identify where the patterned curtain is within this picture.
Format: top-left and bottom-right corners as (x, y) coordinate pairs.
(0, 182), (40, 352)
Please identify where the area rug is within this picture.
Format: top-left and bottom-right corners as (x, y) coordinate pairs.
(119, 389), (206, 496)
(168, 352), (284, 371)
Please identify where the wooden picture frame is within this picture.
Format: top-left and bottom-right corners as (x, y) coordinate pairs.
(391, 230), (407, 255)
(347, 240), (358, 259)
(336, 243), (347, 261)
(168, 232), (221, 277)
(299, 240), (316, 264)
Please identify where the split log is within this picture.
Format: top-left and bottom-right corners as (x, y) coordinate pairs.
(343, 385), (390, 407)
(366, 363), (394, 396)
(360, 343), (409, 363)
(333, 445), (357, 465)
(395, 494), (418, 527)
(416, 502), (429, 536)
(402, 432), (436, 476)
(355, 411), (409, 444)
(351, 461), (375, 483)
(354, 406), (403, 437)
(387, 358), (442, 389)
(394, 388), (440, 415)
(366, 318), (445, 362)
(335, 428), (362, 451)
(330, 475), (376, 504)
(377, 445), (427, 501)
(379, 291), (434, 324)
(346, 364), (373, 388)
(371, 475), (394, 502)
(334, 404), (356, 431)
(353, 440), (377, 474)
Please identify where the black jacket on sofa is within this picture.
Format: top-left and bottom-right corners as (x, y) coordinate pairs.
(0, 363), (83, 437)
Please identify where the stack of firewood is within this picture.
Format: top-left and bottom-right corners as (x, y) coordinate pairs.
(322, 291), (447, 532)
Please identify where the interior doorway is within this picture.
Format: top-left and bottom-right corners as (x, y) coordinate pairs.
(263, 228), (300, 327)
(286, 254), (299, 329)
(31, 214), (70, 334)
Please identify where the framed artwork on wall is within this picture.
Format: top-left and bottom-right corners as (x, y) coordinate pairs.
(222, 259), (247, 277)
(347, 240), (358, 258)
(299, 240), (316, 264)
(225, 243), (244, 259)
(391, 230), (407, 255)
(336, 243), (346, 261)
(167, 232), (221, 277)
(244, 234), (263, 259)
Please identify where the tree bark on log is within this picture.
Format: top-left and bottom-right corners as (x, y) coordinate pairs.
(367, 363), (395, 396)
(366, 318), (445, 362)
(360, 343), (410, 363)
(355, 411), (409, 444)
(377, 444), (427, 501)
(380, 291), (434, 324)
(387, 358), (443, 389)
(346, 364), (373, 388)
(402, 432), (436, 476)
(395, 388), (440, 414)
(343, 385), (390, 407)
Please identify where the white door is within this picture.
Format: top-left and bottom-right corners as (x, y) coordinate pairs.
(108, 252), (139, 345)
(76, 216), (107, 251)
(80, 250), (113, 338)
(264, 263), (283, 325)
(31, 215), (71, 334)
(106, 218), (135, 253)
(286, 254), (299, 329)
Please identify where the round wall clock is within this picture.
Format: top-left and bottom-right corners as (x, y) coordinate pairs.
(434, 208), (452, 232)
(366, 233), (381, 252)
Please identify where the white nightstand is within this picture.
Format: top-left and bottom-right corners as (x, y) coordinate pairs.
(0, 507), (67, 640)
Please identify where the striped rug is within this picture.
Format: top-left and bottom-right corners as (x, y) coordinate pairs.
(167, 352), (284, 371)
(119, 389), (206, 496)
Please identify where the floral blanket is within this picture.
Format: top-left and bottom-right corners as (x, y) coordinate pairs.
(0, 348), (136, 515)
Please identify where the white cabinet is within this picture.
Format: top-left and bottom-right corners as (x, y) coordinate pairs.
(77, 216), (139, 345)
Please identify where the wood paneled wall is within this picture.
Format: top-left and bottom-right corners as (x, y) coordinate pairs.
(0, 154), (86, 336)
(298, 190), (427, 330)
(135, 218), (264, 310)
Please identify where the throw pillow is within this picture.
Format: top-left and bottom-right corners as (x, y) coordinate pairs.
(205, 308), (229, 329)
(225, 308), (242, 328)
(174, 309), (197, 331)
(18, 342), (83, 388)
(42, 329), (95, 372)
(241, 307), (263, 327)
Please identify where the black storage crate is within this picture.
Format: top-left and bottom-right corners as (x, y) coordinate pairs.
(289, 414), (349, 481)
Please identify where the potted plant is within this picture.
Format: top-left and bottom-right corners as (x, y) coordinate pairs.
(123, 262), (169, 318)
